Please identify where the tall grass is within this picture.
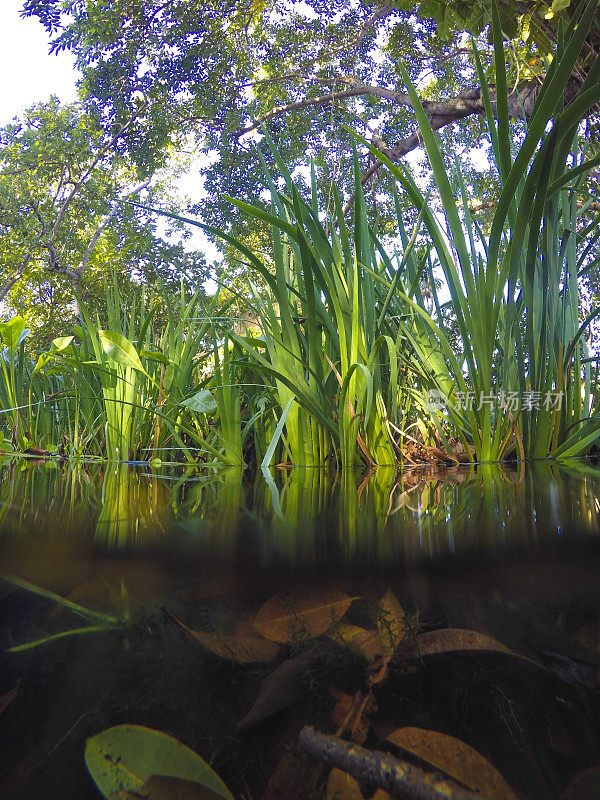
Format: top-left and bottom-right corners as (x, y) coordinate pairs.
(0, 279), (245, 466)
(354, 0), (600, 462)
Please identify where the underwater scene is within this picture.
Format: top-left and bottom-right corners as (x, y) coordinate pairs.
(0, 460), (599, 800)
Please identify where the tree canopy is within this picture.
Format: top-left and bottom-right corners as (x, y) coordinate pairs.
(21, 0), (600, 240)
(0, 97), (207, 344)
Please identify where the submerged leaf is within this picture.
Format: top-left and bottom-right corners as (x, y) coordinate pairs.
(385, 727), (518, 800)
(253, 589), (354, 643)
(0, 685), (18, 715)
(561, 764), (600, 800)
(140, 774), (230, 800)
(237, 649), (318, 730)
(329, 624), (383, 661)
(326, 768), (363, 800)
(84, 725), (233, 800)
(171, 612), (279, 663)
(412, 628), (513, 658)
(330, 688), (377, 743)
(262, 751), (318, 800)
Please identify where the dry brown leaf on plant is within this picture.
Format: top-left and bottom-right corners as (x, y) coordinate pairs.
(330, 688), (377, 744)
(385, 727), (518, 800)
(168, 611), (279, 663)
(253, 588), (354, 643)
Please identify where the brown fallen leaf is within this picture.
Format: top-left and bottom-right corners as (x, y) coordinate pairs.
(326, 768), (363, 800)
(330, 688), (377, 744)
(376, 589), (406, 654)
(142, 774), (229, 800)
(169, 611), (279, 663)
(366, 652), (392, 687)
(575, 622), (599, 653)
(385, 727), (518, 800)
(372, 792), (392, 800)
(329, 624), (384, 662)
(237, 649), (319, 730)
(412, 628), (513, 658)
(253, 589), (354, 643)
(561, 764), (600, 800)
(262, 751), (318, 800)
(23, 447), (52, 457)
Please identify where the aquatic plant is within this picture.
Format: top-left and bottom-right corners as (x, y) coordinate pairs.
(363, 0), (600, 461)
(132, 1), (600, 467)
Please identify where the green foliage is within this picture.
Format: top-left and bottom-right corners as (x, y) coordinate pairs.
(0, 98), (207, 347)
(85, 724), (234, 800)
(22, 0), (600, 245)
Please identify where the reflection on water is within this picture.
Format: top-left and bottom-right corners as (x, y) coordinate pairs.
(0, 458), (598, 604)
(0, 459), (599, 561)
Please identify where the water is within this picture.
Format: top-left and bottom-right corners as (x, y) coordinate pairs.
(0, 460), (599, 799)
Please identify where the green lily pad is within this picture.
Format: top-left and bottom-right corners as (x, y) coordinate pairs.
(84, 724), (234, 800)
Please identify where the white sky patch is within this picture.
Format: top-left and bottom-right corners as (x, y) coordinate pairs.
(159, 147), (222, 294)
(468, 144), (490, 172)
(0, 0), (80, 125)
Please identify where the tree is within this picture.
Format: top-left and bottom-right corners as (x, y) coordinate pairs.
(0, 97), (207, 345)
(21, 0), (600, 240)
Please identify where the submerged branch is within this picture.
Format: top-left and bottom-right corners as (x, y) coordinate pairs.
(299, 726), (488, 800)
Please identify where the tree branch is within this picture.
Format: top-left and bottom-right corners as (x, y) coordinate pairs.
(76, 179), (151, 278)
(299, 726), (487, 800)
(237, 83), (413, 136)
(50, 105), (146, 238)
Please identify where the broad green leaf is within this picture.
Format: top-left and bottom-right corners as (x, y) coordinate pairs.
(98, 330), (146, 373)
(31, 352), (54, 377)
(0, 316), (29, 350)
(180, 389), (218, 414)
(140, 349), (170, 365)
(84, 725), (234, 800)
(51, 335), (74, 351)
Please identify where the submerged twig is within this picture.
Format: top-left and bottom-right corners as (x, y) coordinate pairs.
(299, 726), (488, 800)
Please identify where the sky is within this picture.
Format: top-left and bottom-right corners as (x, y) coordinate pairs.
(0, 1), (79, 126)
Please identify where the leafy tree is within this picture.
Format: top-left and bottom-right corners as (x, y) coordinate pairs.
(20, 0), (600, 240)
(0, 97), (207, 346)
